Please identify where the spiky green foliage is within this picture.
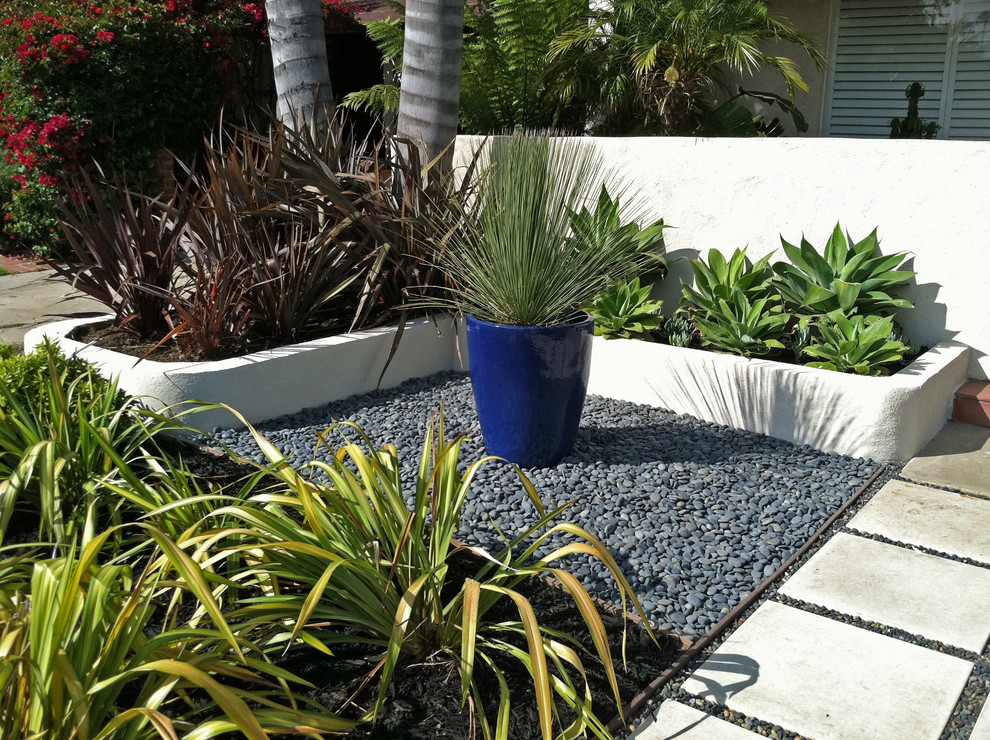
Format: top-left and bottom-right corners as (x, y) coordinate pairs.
(664, 314), (694, 347)
(680, 246), (775, 321)
(0, 341), (151, 550)
(791, 323), (814, 356)
(178, 409), (652, 739)
(569, 185), (668, 281)
(551, 0), (826, 134)
(587, 278), (664, 340)
(772, 224), (916, 318)
(801, 312), (909, 376)
(0, 532), (355, 740)
(693, 289), (789, 356)
(429, 135), (665, 326)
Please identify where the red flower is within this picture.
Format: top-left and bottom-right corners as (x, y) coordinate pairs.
(96, 29), (114, 42)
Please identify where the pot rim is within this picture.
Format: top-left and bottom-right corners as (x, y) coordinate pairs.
(465, 311), (593, 331)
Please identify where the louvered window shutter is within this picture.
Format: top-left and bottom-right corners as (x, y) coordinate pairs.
(827, 0), (990, 140)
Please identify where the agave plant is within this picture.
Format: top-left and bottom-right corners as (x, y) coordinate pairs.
(692, 289), (790, 356)
(772, 224), (916, 318)
(587, 277), (664, 341)
(801, 311), (909, 376)
(679, 246), (776, 322)
(663, 314), (695, 348)
(184, 409), (653, 739)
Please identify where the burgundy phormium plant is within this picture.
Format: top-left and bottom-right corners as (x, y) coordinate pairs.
(57, 114), (473, 360)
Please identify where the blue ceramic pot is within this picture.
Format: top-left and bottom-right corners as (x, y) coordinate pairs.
(466, 313), (594, 468)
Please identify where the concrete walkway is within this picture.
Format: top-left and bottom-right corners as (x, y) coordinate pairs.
(635, 420), (990, 740)
(0, 268), (105, 349)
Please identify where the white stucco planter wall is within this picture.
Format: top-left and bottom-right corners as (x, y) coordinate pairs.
(455, 136), (990, 379)
(588, 337), (970, 462)
(24, 315), (462, 432)
(26, 315), (966, 460)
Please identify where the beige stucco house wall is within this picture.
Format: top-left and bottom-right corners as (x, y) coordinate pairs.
(728, 0), (989, 139)
(727, 0), (835, 137)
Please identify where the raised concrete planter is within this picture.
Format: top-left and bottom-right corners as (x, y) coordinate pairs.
(24, 315), (462, 433)
(587, 337), (970, 462)
(26, 315), (968, 460)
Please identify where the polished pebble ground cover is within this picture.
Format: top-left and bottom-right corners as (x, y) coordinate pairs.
(207, 372), (879, 639)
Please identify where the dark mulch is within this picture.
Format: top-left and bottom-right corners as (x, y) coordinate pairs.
(70, 322), (262, 363)
(282, 551), (683, 739)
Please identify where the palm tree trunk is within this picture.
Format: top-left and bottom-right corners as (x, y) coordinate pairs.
(397, 0), (466, 170)
(267, 0), (334, 127)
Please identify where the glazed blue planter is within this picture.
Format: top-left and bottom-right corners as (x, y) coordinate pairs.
(466, 314), (594, 468)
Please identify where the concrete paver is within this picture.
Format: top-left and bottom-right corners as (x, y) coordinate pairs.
(0, 269), (106, 346)
(778, 532), (990, 652)
(901, 421), (990, 497)
(681, 601), (972, 740)
(633, 701), (762, 739)
(848, 479), (990, 564)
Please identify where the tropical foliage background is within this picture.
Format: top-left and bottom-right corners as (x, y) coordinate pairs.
(345, 0), (825, 136)
(0, 0), (825, 256)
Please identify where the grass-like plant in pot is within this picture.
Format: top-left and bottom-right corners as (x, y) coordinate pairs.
(429, 134), (666, 467)
(184, 410), (656, 739)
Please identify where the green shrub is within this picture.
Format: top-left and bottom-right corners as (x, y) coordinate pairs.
(693, 289), (790, 356)
(587, 277), (664, 340)
(772, 224), (915, 318)
(0, 340), (149, 547)
(0, 0), (257, 255)
(680, 246), (776, 321)
(801, 311), (909, 376)
(343, 0), (590, 133)
(191, 411), (653, 739)
(679, 247), (788, 356)
(0, 532), (352, 740)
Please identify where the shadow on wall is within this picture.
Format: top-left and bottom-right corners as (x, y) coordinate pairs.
(901, 271), (956, 348)
(650, 356), (876, 457)
(654, 246), (701, 312)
